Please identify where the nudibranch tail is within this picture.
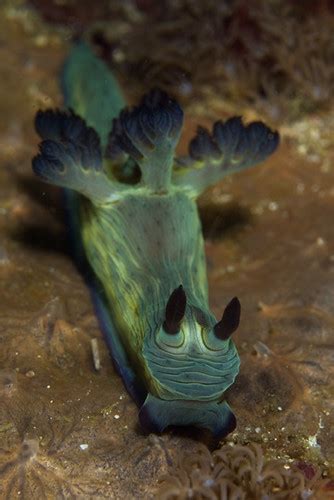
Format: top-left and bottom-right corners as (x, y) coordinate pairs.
(61, 41), (125, 148)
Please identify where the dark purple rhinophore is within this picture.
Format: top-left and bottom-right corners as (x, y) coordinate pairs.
(214, 297), (241, 340)
(163, 285), (187, 334)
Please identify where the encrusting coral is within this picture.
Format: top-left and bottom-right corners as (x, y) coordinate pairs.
(156, 442), (332, 499)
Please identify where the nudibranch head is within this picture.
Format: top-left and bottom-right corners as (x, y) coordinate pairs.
(141, 288), (241, 437)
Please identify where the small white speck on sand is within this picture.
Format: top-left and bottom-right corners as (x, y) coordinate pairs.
(308, 435), (320, 448)
(91, 338), (101, 371)
(268, 201), (279, 211)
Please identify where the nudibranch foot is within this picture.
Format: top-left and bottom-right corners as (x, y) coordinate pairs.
(90, 280), (147, 405)
(139, 394), (236, 438)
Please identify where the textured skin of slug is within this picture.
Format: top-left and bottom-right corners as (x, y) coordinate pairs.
(32, 42), (279, 437)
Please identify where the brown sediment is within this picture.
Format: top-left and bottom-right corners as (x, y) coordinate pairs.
(0, 0), (333, 497)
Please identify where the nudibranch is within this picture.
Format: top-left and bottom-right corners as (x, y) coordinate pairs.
(32, 43), (279, 437)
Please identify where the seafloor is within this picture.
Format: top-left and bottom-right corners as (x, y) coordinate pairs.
(0, 1), (333, 499)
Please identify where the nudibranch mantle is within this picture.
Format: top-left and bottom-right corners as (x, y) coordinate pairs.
(32, 42), (279, 437)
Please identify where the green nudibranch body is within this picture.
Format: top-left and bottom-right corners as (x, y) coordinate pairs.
(32, 42), (279, 437)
